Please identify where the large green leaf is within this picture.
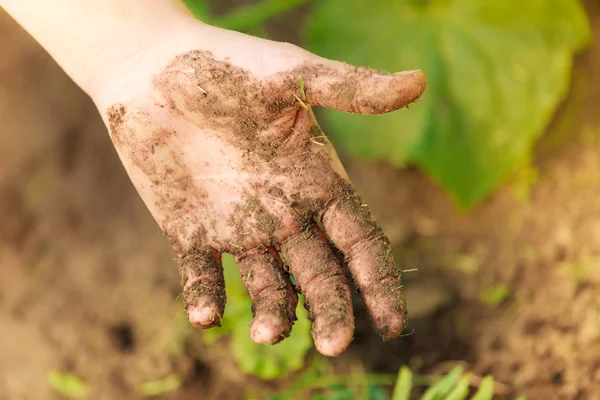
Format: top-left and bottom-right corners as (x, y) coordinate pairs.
(305, 0), (590, 207)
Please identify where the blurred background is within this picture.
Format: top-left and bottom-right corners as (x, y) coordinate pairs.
(0, 0), (599, 399)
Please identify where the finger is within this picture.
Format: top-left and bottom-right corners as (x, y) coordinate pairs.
(321, 193), (407, 340)
(235, 248), (298, 345)
(280, 224), (354, 357)
(299, 59), (426, 114)
(180, 250), (226, 329)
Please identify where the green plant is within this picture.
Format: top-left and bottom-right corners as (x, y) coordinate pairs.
(182, 0), (307, 33)
(201, 254), (313, 380)
(480, 285), (510, 306)
(263, 363), (525, 400)
(138, 374), (182, 396)
(47, 370), (88, 399)
(305, 0), (591, 208)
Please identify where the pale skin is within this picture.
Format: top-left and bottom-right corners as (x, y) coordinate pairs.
(1, 0), (426, 356)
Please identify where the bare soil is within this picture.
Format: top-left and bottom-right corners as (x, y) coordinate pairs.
(1, 1), (599, 399)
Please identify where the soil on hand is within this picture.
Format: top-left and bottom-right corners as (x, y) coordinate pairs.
(1, 1), (600, 399)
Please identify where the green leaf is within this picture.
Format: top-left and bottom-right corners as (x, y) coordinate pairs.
(369, 385), (390, 400)
(471, 376), (494, 400)
(138, 375), (181, 396)
(203, 254), (312, 380)
(326, 384), (356, 400)
(305, 0), (591, 208)
(230, 298), (312, 380)
(445, 373), (472, 400)
(391, 366), (412, 400)
(47, 370), (88, 399)
(480, 285), (510, 305)
(421, 366), (464, 400)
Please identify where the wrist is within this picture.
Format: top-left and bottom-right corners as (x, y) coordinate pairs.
(86, 14), (208, 107)
(0, 0), (203, 102)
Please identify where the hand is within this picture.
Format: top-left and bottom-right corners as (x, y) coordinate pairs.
(101, 24), (426, 356)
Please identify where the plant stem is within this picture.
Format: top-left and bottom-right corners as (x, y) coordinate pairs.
(215, 0), (309, 32)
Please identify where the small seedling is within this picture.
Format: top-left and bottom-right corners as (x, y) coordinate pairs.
(480, 285), (510, 306)
(298, 75), (307, 100)
(47, 370), (88, 399)
(263, 363), (525, 400)
(138, 374), (181, 396)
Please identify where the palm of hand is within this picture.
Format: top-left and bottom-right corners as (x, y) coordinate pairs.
(105, 38), (425, 356)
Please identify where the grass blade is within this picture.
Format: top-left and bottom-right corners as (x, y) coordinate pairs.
(446, 373), (472, 400)
(421, 367), (464, 400)
(391, 366), (413, 400)
(471, 375), (494, 400)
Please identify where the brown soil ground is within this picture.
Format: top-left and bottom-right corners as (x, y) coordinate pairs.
(1, 1), (600, 399)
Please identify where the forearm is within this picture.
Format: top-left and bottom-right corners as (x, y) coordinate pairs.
(0, 0), (200, 98)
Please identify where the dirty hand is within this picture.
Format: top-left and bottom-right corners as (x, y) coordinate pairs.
(104, 25), (426, 356)
(1, 1), (426, 357)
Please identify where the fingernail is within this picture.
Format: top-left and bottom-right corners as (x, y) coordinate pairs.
(187, 301), (222, 329)
(250, 314), (290, 345)
(394, 69), (425, 79)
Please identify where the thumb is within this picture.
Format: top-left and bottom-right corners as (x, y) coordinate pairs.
(298, 58), (426, 115)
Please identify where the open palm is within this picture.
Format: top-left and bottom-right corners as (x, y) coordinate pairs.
(103, 28), (426, 356)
